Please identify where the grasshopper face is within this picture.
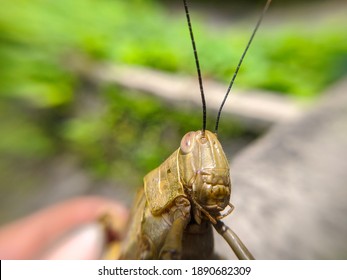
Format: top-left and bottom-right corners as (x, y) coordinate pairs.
(178, 130), (231, 222)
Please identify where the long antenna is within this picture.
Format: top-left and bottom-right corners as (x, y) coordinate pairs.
(214, 0), (272, 133)
(183, 0), (207, 133)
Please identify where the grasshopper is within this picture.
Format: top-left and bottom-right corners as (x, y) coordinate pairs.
(119, 0), (272, 260)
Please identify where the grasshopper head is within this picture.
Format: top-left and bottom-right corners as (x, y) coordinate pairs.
(178, 130), (231, 224)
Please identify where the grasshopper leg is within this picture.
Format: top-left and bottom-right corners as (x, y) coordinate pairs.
(213, 220), (255, 260)
(159, 196), (191, 260)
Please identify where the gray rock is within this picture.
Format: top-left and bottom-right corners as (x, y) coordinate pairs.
(215, 78), (347, 259)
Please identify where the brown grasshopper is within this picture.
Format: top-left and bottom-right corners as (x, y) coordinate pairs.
(119, 0), (272, 260)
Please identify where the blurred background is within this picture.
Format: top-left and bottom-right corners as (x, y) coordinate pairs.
(1, 0), (347, 258)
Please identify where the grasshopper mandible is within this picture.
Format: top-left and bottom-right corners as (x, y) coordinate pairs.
(119, 0), (272, 260)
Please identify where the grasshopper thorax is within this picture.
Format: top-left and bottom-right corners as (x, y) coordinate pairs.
(178, 130), (231, 224)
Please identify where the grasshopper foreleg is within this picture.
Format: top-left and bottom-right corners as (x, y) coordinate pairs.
(159, 196), (191, 259)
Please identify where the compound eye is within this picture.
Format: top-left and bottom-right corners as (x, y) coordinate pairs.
(180, 131), (196, 155)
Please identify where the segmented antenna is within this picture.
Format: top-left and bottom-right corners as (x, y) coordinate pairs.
(183, 0), (207, 133)
(214, 0), (272, 133)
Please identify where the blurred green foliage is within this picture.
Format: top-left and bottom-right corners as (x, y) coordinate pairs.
(63, 87), (191, 181)
(0, 0), (346, 185)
